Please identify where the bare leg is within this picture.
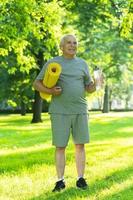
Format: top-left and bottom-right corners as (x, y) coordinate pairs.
(55, 147), (66, 179)
(75, 144), (85, 177)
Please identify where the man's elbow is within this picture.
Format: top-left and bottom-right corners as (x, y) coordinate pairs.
(33, 80), (40, 91)
(33, 80), (37, 90)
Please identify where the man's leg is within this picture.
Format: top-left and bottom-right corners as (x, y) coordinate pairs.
(52, 147), (66, 192)
(55, 147), (66, 179)
(75, 144), (85, 177)
(75, 144), (88, 189)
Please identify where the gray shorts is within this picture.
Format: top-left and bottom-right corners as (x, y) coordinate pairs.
(50, 114), (89, 147)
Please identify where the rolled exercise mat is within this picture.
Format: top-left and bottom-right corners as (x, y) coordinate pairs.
(40, 62), (62, 100)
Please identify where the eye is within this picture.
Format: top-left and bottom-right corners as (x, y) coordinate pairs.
(67, 41), (77, 44)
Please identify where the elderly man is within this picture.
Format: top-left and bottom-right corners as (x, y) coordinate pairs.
(33, 34), (96, 192)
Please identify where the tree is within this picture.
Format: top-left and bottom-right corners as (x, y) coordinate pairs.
(0, 0), (65, 121)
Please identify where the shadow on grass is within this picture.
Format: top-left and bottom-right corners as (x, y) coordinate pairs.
(0, 128), (52, 149)
(0, 135), (52, 150)
(103, 185), (133, 200)
(0, 118), (31, 125)
(0, 139), (132, 175)
(90, 117), (133, 141)
(66, 141), (132, 165)
(0, 114), (52, 149)
(0, 114), (50, 125)
(87, 143), (132, 157)
(30, 165), (133, 200)
(0, 114), (132, 150)
(0, 146), (54, 174)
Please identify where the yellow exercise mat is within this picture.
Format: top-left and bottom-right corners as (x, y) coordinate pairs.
(40, 62), (62, 100)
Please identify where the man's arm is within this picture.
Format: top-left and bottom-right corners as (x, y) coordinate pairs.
(85, 81), (96, 93)
(33, 79), (62, 96)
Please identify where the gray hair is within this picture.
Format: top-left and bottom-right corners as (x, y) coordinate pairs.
(59, 34), (78, 47)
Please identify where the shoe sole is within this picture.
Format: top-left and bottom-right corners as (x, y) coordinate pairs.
(52, 186), (65, 192)
(76, 186), (88, 190)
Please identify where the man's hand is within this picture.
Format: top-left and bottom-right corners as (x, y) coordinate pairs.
(86, 81), (96, 93)
(49, 86), (62, 96)
(33, 80), (62, 96)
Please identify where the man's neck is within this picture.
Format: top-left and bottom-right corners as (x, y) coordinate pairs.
(62, 54), (76, 59)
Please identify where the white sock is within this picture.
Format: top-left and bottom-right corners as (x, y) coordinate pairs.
(58, 177), (64, 182)
(77, 176), (83, 180)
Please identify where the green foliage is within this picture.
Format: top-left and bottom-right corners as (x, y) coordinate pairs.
(0, 0), (64, 109)
(120, 0), (133, 38)
(0, 0), (64, 72)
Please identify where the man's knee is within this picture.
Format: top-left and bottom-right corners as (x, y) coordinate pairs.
(56, 147), (66, 152)
(75, 144), (84, 151)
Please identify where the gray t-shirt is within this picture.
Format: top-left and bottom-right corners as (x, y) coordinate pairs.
(36, 55), (92, 114)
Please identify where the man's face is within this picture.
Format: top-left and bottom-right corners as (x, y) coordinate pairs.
(61, 36), (78, 58)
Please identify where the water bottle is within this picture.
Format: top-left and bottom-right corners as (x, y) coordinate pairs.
(94, 67), (103, 90)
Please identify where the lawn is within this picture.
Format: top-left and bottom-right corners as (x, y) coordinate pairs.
(0, 112), (133, 200)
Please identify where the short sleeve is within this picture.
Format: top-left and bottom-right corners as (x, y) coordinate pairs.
(84, 62), (93, 86)
(36, 63), (48, 80)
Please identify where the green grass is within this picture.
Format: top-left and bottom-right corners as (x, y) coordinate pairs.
(0, 112), (133, 200)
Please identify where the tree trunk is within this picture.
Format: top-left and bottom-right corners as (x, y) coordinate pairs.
(31, 50), (44, 123)
(125, 88), (130, 110)
(102, 84), (110, 113)
(20, 99), (26, 116)
(31, 90), (43, 123)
